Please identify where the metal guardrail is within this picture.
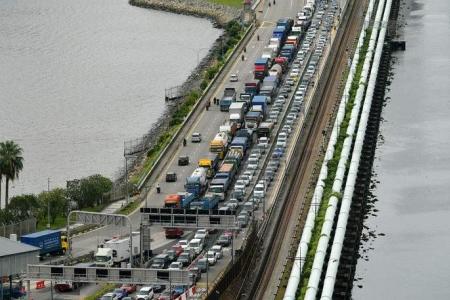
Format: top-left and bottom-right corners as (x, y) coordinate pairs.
(136, 23), (256, 191)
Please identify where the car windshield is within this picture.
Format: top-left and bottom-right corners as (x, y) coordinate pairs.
(189, 242), (199, 247)
(154, 258), (165, 264)
(209, 186), (223, 193)
(255, 186), (264, 192)
(207, 253), (214, 258)
(180, 253), (189, 259)
(137, 290), (148, 295)
(95, 256), (110, 262)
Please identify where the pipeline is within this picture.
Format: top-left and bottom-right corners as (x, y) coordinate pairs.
(303, 0), (386, 298)
(320, 0), (393, 298)
(282, 0), (376, 299)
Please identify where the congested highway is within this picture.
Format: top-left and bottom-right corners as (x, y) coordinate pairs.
(30, 1), (344, 299)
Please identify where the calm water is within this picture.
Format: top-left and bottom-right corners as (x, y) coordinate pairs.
(0, 0), (221, 200)
(353, 0), (450, 298)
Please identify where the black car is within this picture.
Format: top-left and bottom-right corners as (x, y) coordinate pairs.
(177, 253), (191, 267)
(178, 156), (189, 166)
(165, 172), (177, 182)
(151, 284), (166, 293)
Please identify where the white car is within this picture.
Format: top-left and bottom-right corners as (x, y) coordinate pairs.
(191, 132), (202, 143)
(194, 229), (209, 240)
(235, 180), (246, 191)
(207, 251), (217, 265)
(188, 238), (204, 255)
(178, 240), (189, 250)
(247, 162), (258, 172)
(101, 293), (118, 300)
(230, 73), (238, 82)
(226, 199), (239, 210)
(211, 245), (223, 259)
(254, 183), (265, 199)
(135, 286), (154, 300)
(168, 262), (183, 270)
(243, 171), (254, 182)
(239, 174), (251, 186)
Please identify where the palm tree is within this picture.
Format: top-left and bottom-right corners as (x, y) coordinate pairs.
(0, 141), (24, 207)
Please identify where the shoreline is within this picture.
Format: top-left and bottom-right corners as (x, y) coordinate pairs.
(129, 0), (240, 27)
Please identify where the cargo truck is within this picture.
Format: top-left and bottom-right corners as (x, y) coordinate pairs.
(274, 57), (288, 72)
(209, 132), (229, 159)
(257, 121), (275, 138)
(224, 149), (243, 169)
(185, 167), (208, 195)
(220, 88), (236, 111)
(190, 193), (220, 209)
(269, 64), (283, 78)
(229, 136), (250, 156)
(252, 95), (269, 116)
(95, 232), (140, 268)
(245, 80), (261, 96)
(277, 18), (294, 32)
(245, 111), (263, 131)
(262, 46), (276, 60)
(220, 123), (237, 137)
(208, 177), (230, 201)
(239, 93), (254, 106)
(229, 102), (246, 128)
(272, 26), (288, 43)
(20, 230), (68, 257)
(254, 58), (270, 80)
(198, 154), (220, 179)
(164, 192), (196, 208)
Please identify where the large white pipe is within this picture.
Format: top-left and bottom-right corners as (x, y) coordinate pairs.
(303, 0), (386, 298)
(282, 0), (376, 299)
(320, 1), (393, 299)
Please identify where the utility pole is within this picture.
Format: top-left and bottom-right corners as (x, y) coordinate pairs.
(47, 178), (50, 229)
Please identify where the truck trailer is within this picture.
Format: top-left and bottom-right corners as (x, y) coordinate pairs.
(20, 230), (68, 257)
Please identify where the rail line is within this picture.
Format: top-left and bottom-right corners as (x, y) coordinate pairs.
(253, 0), (368, 298)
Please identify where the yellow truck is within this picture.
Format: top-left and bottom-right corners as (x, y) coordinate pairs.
(209, 132), (229, 159)
(198, 154), (220, 178)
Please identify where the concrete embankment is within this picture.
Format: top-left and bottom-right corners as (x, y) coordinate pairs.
(129, 0), (241, 27)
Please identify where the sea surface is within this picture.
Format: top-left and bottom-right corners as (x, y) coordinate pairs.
(353, 0), (450, 298)
(0, 0), (221, 201)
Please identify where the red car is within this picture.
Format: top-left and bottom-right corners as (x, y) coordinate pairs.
(120, 284), (137, 294)
(172, 244), (183, 256)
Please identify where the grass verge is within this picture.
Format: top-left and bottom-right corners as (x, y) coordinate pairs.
(296, 29), (371, 299)
(207, 0), (243, 8)
(117, 200), (141, 215)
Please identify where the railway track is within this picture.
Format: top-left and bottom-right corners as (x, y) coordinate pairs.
(252, 0), (369, 298)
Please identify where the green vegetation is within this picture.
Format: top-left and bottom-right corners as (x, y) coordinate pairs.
(83, 283), (116, 300)
(130, 20), (246, 186)
(207, 0), (243, 8)
(0, 174), (113, 229)
(117, 200), (141, 215)
(0, 140), (24, 207)
(297, 30), (371, 299)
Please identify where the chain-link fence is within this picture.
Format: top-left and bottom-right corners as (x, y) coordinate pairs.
(0, 217), (36, 238)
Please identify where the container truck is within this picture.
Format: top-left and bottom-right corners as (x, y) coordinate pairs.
(209, 132), (229, 159)
(291, 26), (303, 37)
(219, 163), (237, 180)
(220, 123), (238, 137)
(220, 88), (236, 111)
(252, 95), (269, 116)
(257, 121), (275, 138)
(229, 102), (246, 128)
(230, 113), (244, 129)
(95, 232), (140, 268)
(262, 46), (276, 60)
(272, 26), (287, 43)
(277, 18), (294, 32)
(254, 58), (270, 80)
(239, 93), (254, 106)
(20, 230), (68, 257)
(185, 167), (208, 195)
(286, 35), (300, 48)
(224, 149), (243, 169)
(198, 154), (220, 179)
(274, 57), (288, 72)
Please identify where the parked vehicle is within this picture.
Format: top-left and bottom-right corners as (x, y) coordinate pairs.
(20, 230), (68, 257)
(165, 172), (177, 182)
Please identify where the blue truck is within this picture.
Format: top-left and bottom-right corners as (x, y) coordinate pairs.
(220, 87), (237, 111)
(272, 26), (288, 43)
(20, 230), (67, 257)
(185, 167), (208, 195)
(277, 18), (293, 32)
(280, 44), (296, 61)
(190, 193), (220, 209)
(230, 136), (250, 156)
(252, 95), (268, 116)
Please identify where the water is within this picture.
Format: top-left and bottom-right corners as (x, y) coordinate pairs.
(0, 0), (221, 200)
(353, 0), (450, 298)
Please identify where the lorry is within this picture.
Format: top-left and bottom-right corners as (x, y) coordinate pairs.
(245, 80), (261, 96)
(220, 87), (236, 111)
(262, 46), (276, 60)
(164, 192), (197, 208)
(185, 167), (208, 195)
(208, 178), (230, 201)
(95, 232), (140, 268)
(286, 35), (300, 48)
(274, 57), (288, 72)
(280, 44), (296, 61)
(229, 136), (250, 156)
(245, 111), (263, 131)
(239, 93), (254, 106)
(254, 58), (270, 80)
(272, 26), (288, 43)
(277, 18), (294, 32)
(198, 154), (220, 179)
(209, 131), (229, 159)
(291, 26), (303, 37)
(190, 192), (220, 209)
(229, 102), (246, 128)
(224, 149), (243, 169)
(252, 95), (269, 117)
(269, 64), (283, 78)
(20, 230), (68, 257)
(257, 121), (275, 138)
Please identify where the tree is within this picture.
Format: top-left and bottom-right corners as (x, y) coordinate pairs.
(38, 188), (67, 225)
(0, 141), (24, 207)
(7, 194), (39, 219)
(67, 174), (112, 209)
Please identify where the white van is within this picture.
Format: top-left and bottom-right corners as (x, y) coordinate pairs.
(188, 238), (204, 255)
